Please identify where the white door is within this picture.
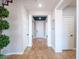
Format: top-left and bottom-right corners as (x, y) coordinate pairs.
(36, 21), (45, 38)
(63, 16), (75, 49)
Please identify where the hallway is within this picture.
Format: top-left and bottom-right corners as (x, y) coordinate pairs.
(0, 0), (78, 58)
(6, 38), (76, 59)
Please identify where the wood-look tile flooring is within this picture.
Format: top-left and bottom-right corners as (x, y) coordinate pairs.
(6, 38), (76, 59)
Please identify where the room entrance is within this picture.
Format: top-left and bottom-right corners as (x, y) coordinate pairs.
(32, 16), (47, 38)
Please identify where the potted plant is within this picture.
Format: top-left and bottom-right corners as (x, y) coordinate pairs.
(0, 35), (10, 50)
(0, 6), (10, 59)
(0, 20), (9, 30)
(0, 6), (9, 18)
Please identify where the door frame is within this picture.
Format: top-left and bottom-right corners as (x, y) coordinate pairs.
(28, 13), (52, 47)
(33, 17), (46, 38)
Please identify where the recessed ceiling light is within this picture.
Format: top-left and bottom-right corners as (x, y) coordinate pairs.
(39, 17), (41, 20)
(38, 3), (42, 8)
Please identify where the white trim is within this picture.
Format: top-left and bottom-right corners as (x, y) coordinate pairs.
(48, 45), (52, 47)
(28, 14), (32, 47)
(52, 46), (55, 51)
(73, 48), (76, 50)
(55, 0), (63, 9)
(47, 15), (52, 47)
(4, 47), (29, 56)
(63, 48), (76, 51)
(4, 52), (23, 56)
(55, 50), (62, 53)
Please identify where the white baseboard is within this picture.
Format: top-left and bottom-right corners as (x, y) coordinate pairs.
(73, 48), (76, 50)
(50, 46), (62, 53)
(4, 52), (24, 56)
(28, 45), (32, 47)
(4, 46), (30, 56)
(48, 44), (52, 47)
(55, 50), (62, 53)
(63, 48), (76, 51)
(51, 46), (55, 52)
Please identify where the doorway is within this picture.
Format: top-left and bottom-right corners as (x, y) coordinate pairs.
(35, 21), (45, 37)
(32, 16), (47, 38)
(63, 16), (75, 49)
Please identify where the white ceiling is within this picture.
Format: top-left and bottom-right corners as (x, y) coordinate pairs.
(56, 0), (76, 9)
(22, 0), (60, 11)
(69, 0), (76, 7)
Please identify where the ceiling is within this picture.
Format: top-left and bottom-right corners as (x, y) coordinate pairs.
(69, 0), (76, 7)
(22, 0), (60, 11)
(56, 0), (76, 9)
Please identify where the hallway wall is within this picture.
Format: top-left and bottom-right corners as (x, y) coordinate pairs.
(77, 0), (79, 59)
(55, 9), (63, 52)
(51, 11), (55, 49)
(1, 0), (29, 55)
(0, 0), (2, 6)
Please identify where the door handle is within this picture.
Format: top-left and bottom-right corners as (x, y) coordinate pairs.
(70, 34), (73, 37)
(27, 34), (29, 36)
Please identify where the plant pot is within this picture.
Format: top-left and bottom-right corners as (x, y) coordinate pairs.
(0, 48), (6, 59)
(0, 55), (6, 59)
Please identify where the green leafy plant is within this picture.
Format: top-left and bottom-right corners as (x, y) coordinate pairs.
(0, 35), (10, 49)
(0, 6), (9, 18)
(0, 20), (9, 30)
(0, 6), (10, 53)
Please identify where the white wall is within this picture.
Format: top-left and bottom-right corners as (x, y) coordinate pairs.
(48, 15), (52, 47)
(77, 0), (79, 59)
(32, 20), (36, 37)
(1, 0), (29, 55)
(0, 0), (2, 6)
(63, 7), (76, 17)
(28, 14), (32, 47)
(55, 9), (63, 52)
(62, 6), (76, 49)
(51, 11), (55, 49)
